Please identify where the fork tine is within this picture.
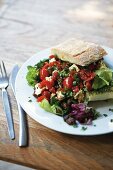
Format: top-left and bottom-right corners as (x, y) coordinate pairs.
(1, 61), (7, 77)
(0, 62), (3, 77)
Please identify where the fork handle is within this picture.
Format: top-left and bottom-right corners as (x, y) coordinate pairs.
(2, 88), (15, 139)
(17, 102), (28, 147)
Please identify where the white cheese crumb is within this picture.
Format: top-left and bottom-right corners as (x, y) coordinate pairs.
(69, 64), (79, 72)
(52, 70), (58, 74)
(34, 83), (45, 95)
(56, 91), (64, 100)
(51, 93), (56, 98)
(45, 76), (52, 81)
(49, 58), (56, 63)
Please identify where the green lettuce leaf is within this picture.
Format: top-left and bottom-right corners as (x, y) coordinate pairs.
(26, 66), (38, 86)
(93, 68), (113, 90)
(39, 99), (53, 112)
(39, 99), (63, 115)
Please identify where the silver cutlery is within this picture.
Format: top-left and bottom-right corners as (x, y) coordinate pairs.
(0, 61), (15, 140)
(10, 65), (28, 146)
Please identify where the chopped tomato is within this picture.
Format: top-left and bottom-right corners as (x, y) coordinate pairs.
(37, 96), (46, 102)
(49, 87), (56, 93)
(39, 80), (47, 88)
(49, 55), (56, 59)
(85, 81), (92, 91)
(52, 71), (58, 80)
(63, 76), (73, 89)
(39, 79), (54, 89)
(49, 61), (61, 70)
(40, 68), (49, 80)
(80, 82), (83, 89)
(46, 80), (54, 89)
(43, 62), (49, 69)
(72, 86), (79, 93)
(49, 61), (57, 67)
(42, 90), (50, 100)
(79, 69), (95, 81)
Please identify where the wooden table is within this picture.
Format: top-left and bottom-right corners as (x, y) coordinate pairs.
(0, 0), (113, 169)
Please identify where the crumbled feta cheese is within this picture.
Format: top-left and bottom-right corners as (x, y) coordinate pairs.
(51, 93), (56, 98)
(74, 90), (84, 102)
(52, 70), (58, 74)
(69, 64), (79, 72)
(49, 58), (56, 63)
(45, 76), (52, 81)
(56, 91), (64, 100)
(34, 83), (45, 96)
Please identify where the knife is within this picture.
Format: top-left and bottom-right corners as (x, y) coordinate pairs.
(10, 65), (28, 147)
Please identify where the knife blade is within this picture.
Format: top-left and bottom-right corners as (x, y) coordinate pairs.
(10, 65), (28, 147)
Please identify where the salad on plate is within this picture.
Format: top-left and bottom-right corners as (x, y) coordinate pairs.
(26, 39), (113, 126)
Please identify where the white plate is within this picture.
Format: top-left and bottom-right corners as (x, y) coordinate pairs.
(15, 46), (113, 136)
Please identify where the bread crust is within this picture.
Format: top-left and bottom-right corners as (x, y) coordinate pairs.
(51, 39), (107, 66)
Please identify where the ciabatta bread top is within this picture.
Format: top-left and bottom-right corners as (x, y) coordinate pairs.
(51, 39), (107, 66)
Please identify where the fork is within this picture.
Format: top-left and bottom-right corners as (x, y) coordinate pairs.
(0, 61), (15, 139)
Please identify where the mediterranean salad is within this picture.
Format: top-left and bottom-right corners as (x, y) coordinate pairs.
(26, 54), (113, 126)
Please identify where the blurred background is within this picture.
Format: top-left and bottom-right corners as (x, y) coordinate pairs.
(0, 0), (113, 169)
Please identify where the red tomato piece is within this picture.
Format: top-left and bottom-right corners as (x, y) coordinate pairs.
(79, 69), (95, 81)
(40, 68), (49, 80)
(49, 55), (56, 59)
(52, 71), (58, 80)
(42, 90), (50, 100)
(46, 80), (54, 89)
(80, 82), (83, 89)
(37, 96), (46, 102)
(43, 62), (49, 69)
(49, 61), (56, 67)
(39, 80), (47, 88)
(85, 81), (92, 91)
(40, 79), (54, 89)
(63, 77), (73, 89)
(72, 86), (79, 93)
(49, 61), (61, 70)
(49, 87), (56, 93)
(70, 70), (76, 76)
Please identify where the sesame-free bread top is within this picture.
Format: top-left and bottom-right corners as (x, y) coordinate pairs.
(51, 39), (107, 66)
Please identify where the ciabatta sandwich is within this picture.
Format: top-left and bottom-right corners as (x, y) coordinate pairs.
(51, 39), (113, 102)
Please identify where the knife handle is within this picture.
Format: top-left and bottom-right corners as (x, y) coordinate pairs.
(17, 102), (28, 147)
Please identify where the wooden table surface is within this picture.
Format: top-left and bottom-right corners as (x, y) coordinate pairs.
(0, 0), (113, 169)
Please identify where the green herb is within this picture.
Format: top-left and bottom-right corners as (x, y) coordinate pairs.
(35, 59), (49, 69)
(73, 81), (77, 86)
(94, 124), (96, 127)
(110, 119), (113, 122)
(74, 74), (78, 79)
(73, 124), (78, 128)
(65, 90), (73, 98)
(50, 96), (60, 106)
(109, 108), (113, 112)
(92, 109), (100, 120)
(59, 70), (69, 77)
(83, 88), (88, 92)
(81, 126), (87, 131)
(28, 99), (32, 102)
(103, 114), (108, 117)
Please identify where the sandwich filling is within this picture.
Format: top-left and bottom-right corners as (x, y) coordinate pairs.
(26, 55), (113, 125)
